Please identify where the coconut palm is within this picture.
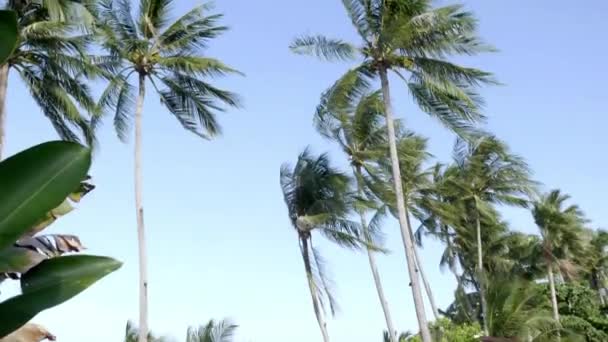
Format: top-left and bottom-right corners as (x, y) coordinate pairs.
(314, 76), (399, 340)
(0, 0), (100, 158)
(484, 276), (560, 342)
(186, 319), (237, 342)
(583, 229), (608, 304)
(280, 149), (371, 342)
(290, 2), (495, 338)
(447, 136), (535, 334)
(94, 1), (241, 340)
(532, 190), (589, 322)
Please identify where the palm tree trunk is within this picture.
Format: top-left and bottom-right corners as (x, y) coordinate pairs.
(0, 64), (9, 160)
(300, 236), (330, 342)
(134, 73), (149, 342)
(379, 66), (431, 342)
(355, 166), (398, 342)
(548, 264), (560, 321)
(476, 216), (489, 336)
(406, 211), (440, 320)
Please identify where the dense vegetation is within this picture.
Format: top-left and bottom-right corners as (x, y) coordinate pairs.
(0, 0), (605, 342)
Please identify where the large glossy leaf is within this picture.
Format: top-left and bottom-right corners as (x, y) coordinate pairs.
(0, 10), (17, 64)
(0, 255), (122, 337)
(0, 141), (91, 250)
(26, 179), (95, 236)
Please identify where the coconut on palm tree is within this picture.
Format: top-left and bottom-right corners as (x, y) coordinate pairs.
(95, 1), (241, 341)
(0, 0), (100, 158)
(290, 2), (495, 339)
(280, 149), (372, 342)
(532, 190), (588, 322)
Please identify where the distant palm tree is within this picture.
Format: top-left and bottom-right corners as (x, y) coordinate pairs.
(485, 276), (560, 342)
(532, 190), (588, 322)
(0, 0), (100, 158)
(314, 76), (398, 340)
(449, 136), (535, 334)
(291, 2), (495, 339)
(124, 321), (167, 342)
(95, 1), (241, 340)
(280, 149), (369, 342)
(186, 319), (237, 342)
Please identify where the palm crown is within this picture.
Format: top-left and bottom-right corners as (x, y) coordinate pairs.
(291, 0), (495, 135)
(2, 0), (100, 144)
(95, 0), (241, 140)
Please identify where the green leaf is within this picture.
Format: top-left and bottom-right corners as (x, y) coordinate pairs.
(0, 141), (91, 250)
(0, 255), (122, 337)
(0, 10), (18, 64)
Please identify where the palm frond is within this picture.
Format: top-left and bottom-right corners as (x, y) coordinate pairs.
(290, 35), (357, 61)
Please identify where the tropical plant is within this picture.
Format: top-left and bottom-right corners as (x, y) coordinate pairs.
(94, 1), (241, 340)
(280, 149), (370, 342)
(125, 319), (237, 342)
(484, 276), (559, 342)
(444, 136), (535, 334)
(314, 74), (399, 339)
(186, 319), (237, 342)
(290, 1), (495, 338)
(533, 190), (589, 322)
(0, 141), (121, 337)
(0, 0), (101, 159)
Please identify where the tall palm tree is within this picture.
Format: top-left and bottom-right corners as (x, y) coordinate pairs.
(95, 1), (241, 341)
(290, 2), (495, 339)
(449, 136), (535, 334)
(0, 0), (100, 158)
(532, 190), (588, 323)
(584, 229), (608, 304)
(280, 149), (370, 342)
(314, 75), (399, 341)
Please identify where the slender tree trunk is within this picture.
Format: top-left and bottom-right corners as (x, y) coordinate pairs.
(476, 216), (489, 336)
(134, 73), (149, 342)
(354, 167), (397, 342)
(300, 237), (330, 342)
(379, 66), (431, 342)
(548, 264), (560, 321)
(0, 64), (9, 160)
(406, 211), (439, 320)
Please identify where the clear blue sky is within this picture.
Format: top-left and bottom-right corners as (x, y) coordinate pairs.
(2, 0), (607, 341)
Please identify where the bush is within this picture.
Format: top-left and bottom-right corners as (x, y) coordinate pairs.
(561, 315), (608, 342)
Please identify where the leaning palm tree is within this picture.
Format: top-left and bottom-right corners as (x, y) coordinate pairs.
(449, 136), (536, 334)
(0, 0), (100, 158)
(95, 1), (241, 341)
(532, 190), (588, 323)
(290, 2), (495, 339)
(314, 77), (399, 340)
(280, 149), (370, 342)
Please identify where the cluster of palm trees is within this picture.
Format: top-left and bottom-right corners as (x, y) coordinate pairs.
(280, 1), (607, 342)
(1, 0), (605, 341)
(1, 0), (239, 341)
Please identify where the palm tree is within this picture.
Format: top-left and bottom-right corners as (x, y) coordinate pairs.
(0, 0), (100, 158)
(532, 190), (588, 323)
(449, 136), (535, 334)
(124, 319), (236, 342)
(280, 149), (370, 342)
(95, 1), (241, 341)
(186, 319), (237, 342)
(484, 276), (560, 342)
(124, 321), (167, 342)
(584, 229), (608, 304)
(314, 75), (399, 340)
(290, 2), (495, 339)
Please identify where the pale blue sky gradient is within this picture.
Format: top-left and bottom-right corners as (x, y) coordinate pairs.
(1, 1), (607, 341)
